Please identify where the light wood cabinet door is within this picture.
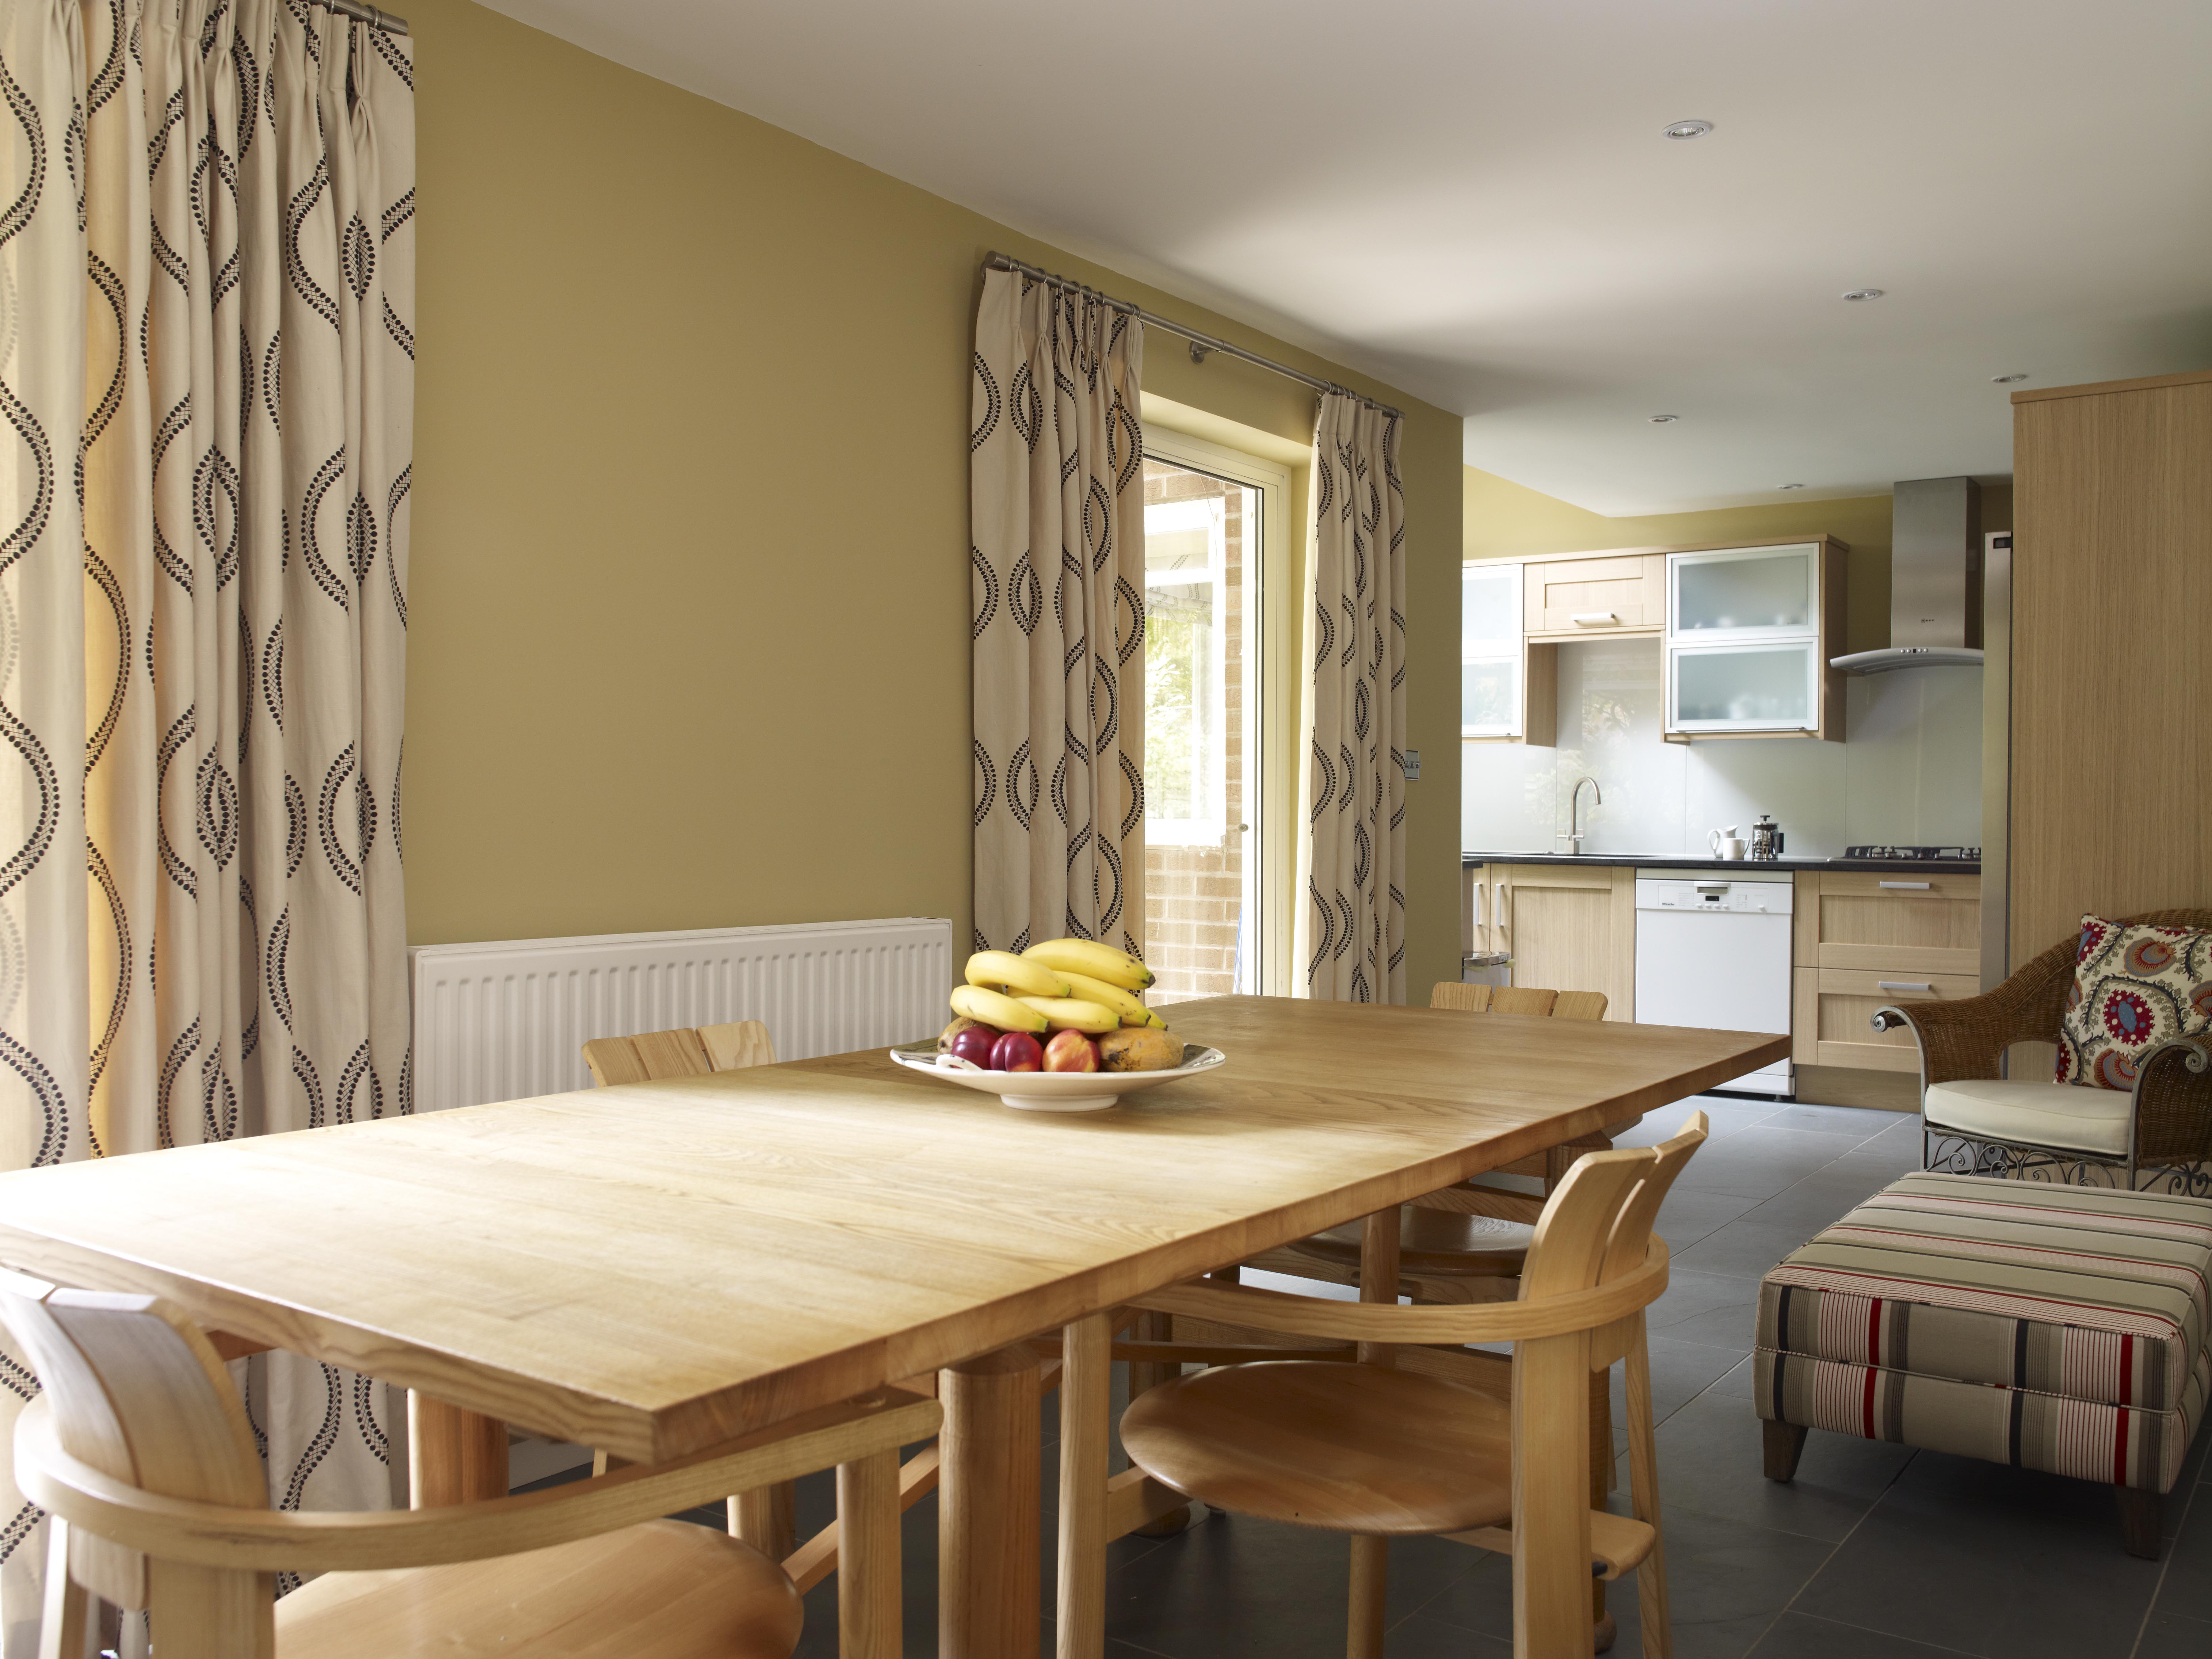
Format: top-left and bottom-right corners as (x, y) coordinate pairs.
(1793, 871), (1982, 977)
(1523, 555), (1666, 638)
(1791, 969), (1983, 1072)
(1496, 864), (1635, 1020)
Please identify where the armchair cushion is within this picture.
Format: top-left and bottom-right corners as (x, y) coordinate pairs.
(1924, 1078), (2133, 1157)
(2058, 915), (2212, 1089)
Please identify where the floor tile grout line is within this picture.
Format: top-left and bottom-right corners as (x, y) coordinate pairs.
(2126, 1470), (2205, 1659)
(1749, 1444), (1918, 1654)
(1776, 1607), (1990, 1657)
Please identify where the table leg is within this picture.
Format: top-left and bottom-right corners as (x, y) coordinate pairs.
(940, 1344), (1042, 1659)
(1592, 1378), (1615, 1650)
(407, 1391), (508, 1507)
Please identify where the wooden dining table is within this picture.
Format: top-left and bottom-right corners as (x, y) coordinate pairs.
(0, 994), (1784, 1658)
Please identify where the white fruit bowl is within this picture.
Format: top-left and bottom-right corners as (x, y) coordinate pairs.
(887, 1041), (1226, 1112)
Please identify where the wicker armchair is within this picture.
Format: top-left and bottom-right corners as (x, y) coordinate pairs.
(1874, 909), (2212, 1190)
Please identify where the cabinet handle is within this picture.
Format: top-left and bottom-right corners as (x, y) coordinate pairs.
(1474, 880), (1487, 950)
(1571, 612), (1619, 627)
(1496, 881), (1510, 944)
(1877, 880), (1931, 891)
(1877, 981), (1934, 994)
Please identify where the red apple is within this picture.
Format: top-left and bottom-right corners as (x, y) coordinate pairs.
(949, 1024), (999, 1068)
(1043, 1029), (1100, 1073)
(991, 1031), (1044, 1072)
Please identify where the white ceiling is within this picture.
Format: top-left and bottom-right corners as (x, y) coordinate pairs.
(479, 0), (2212, 515)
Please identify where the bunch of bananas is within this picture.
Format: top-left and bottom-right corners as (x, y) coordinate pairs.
(950, 940), (1161, 1035)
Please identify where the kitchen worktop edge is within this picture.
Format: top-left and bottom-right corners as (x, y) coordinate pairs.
(1463, 852), (1981, 875)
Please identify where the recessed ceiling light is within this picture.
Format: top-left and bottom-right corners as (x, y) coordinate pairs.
(1992, 372), (2029, 383)
(1842, 288), (1885, 301)
(1648, 414), (1679, 423)
(1779, 483), (1805, 490)
(1663, 120), (1714, 140)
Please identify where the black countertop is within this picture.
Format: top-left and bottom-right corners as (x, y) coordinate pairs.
(1463, 851), (1981, 876)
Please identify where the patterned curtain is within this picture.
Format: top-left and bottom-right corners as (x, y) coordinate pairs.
(970, 269), (1147, 958)
(1299, 393), (1406, 1004)
(0, 2), (414, 1647)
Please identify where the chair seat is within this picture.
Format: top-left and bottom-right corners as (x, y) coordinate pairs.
(1288, 1207), (1535, 1277)
(274, 1519), (804, 1658)
(1924, 1078), (2133, 1156)
(1119, 1361), (1513, 1535)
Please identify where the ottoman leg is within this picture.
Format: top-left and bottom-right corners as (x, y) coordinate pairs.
(2116, 1488), (2162, 1561)
(1762, 1421), (1808, 1482)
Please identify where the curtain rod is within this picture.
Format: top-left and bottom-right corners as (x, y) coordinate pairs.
(320, 0), (408, 34)
(983, 252), (1404, 422)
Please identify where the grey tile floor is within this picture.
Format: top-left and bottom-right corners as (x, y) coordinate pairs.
(685, 1097), (2212, 1658)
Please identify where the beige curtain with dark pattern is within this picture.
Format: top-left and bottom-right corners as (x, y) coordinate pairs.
(1299, 393), (1406, 1004)
(0, 2), (413, 1647)
(970, 269), (1147, 959)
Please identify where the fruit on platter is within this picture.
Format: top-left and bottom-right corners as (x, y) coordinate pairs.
(963, 950), (1071, 1001)
(1013, 996), (1119, 1035)
(939, 1016), (982, 1052)
(992, 1031), (1044, 1073)
(949, 983), (1049, 1034)
(946, 1024), (998, 1068)
(1097, 1027), (1184, 1073)
(1020, 938), (1154, 993)
(1058, 970), (1165, 1028)
(1043, 1029), (1100, 1072)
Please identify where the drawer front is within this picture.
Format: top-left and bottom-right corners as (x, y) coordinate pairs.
(1791, 970), (1981, 1072)
(1802, 872), (1981, 977)
(1525, 555), (1665, 635)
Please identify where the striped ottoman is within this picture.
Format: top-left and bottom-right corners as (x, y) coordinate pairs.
(1755, 1171), (2212, 1560)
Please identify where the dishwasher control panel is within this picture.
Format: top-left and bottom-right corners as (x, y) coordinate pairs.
(1634, 878), (1794, 915)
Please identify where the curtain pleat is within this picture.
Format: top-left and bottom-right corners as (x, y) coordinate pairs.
(0, 2), (414, 1645)
(970, 269), (1147, 958)
(1300, 394), (1405, 1004)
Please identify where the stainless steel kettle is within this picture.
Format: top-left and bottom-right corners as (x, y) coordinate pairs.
(1749, 814), (1783, 861)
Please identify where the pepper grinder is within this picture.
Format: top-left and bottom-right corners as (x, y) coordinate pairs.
(1749, 814), (1783, 861)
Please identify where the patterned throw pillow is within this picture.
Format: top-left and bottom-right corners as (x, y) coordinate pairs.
(2056, 915), (2212, 1089)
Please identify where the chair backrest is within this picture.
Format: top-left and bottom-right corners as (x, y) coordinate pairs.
(582, 1019), (776, 1087)
(1429, 982), (1608, 1020)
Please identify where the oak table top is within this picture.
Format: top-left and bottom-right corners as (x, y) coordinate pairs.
(0, 996), (1785, 1463)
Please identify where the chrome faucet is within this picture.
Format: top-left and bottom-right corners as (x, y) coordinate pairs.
(1568, 776), (1602, 854)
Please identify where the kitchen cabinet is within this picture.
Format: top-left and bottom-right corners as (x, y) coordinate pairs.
(1477, 862), (1635, 1021)
(1523, 553), (1667, 638)
(1663, 539), (1847, 742)
(1791, 871), (1981, 1074)
(1461, 563), (1556, 746)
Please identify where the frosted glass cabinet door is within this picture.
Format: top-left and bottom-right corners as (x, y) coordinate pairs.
(1462, 563), (1523, 736)
(1669, 642), (1818, 732)
(1670, 545), (1819, 639)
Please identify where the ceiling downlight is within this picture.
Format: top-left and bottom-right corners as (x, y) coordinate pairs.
(1992, 373), (2029, 383)
(1842, 288), (1886, 301)
(1648, 414), (1679, 423)
(1662, 120), (1714, 140)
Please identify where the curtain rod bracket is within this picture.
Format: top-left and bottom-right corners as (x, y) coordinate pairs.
(1188, 341), (1212, 366)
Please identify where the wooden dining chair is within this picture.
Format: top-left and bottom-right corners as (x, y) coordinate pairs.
(1430, 981), (1609, 1021)
(582, 1019), (776, 1086)
(1111, 1113), (1706, 1659)
(1, 1266), (936, 1659)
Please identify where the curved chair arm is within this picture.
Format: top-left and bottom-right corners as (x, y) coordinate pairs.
(14, 1386), (939, 1577)
(1870, 952), (2074, 1089)
(2129, 1036), (2212, 1168)
(1129, 1240), (1669, 1347)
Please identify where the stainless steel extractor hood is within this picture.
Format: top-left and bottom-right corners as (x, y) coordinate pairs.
(1831, 475), (1985, 674)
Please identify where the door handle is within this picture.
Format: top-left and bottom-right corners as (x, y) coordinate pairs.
(1877, 981), (1934, 994)
(1877, 880), (1931, 891)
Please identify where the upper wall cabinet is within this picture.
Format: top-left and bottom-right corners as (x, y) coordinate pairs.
(1663, 539), (1846, 741)
(1524, 553), (1667, 638)
(1462, 562), (1557, 746)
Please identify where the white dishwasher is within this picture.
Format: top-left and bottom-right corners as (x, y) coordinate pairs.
(1634, 871), (1794, 1097)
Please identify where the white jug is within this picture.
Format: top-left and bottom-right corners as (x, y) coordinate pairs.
(1709, 826), (1746, 860)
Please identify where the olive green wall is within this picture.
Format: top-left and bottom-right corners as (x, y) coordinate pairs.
(1464, 467), (2012, 656)
(403, 0), (1464, 997)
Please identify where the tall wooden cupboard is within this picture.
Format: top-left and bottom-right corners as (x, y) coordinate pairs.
(2009, 369), (2212, 969)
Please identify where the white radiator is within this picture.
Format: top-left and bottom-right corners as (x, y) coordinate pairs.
(407, 916), (954, 1114)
